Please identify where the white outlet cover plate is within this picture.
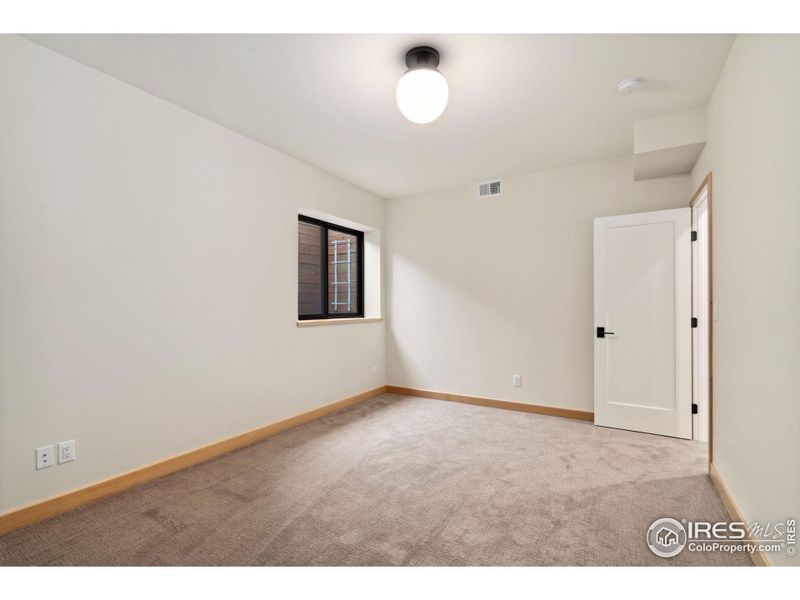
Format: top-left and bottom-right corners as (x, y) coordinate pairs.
(58, 440), (76, 464)
(36, 445), (54, 470)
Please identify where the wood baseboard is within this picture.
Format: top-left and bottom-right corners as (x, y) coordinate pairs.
(0, 385), (386, 536)
(708, 462), (770, 566)
(385, 385), (594, 422)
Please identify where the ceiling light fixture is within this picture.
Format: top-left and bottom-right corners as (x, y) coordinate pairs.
(396, 46), (449, 124)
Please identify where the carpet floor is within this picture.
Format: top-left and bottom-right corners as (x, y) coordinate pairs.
(0, 393), (750, 566)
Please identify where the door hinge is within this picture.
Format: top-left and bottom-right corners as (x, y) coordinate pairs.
(691, 317), (698, 328)
(691, 231), (698, 242)
(692, 403), (698, 414)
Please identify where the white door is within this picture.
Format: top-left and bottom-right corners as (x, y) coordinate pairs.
(593, 208), (692, 439)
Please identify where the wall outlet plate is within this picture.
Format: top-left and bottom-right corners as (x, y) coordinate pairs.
(58, 440), (76, 464)
(512, 374), (522, 387)
(36, 445), (54, 470)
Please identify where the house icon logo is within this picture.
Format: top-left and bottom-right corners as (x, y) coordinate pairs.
(657, 527), (678, 546)
(647, 518), (687, 558)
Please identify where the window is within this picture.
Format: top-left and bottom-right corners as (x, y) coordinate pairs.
(298, 215), (364, 319)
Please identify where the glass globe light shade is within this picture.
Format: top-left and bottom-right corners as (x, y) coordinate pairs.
(396, 68), (449, 124)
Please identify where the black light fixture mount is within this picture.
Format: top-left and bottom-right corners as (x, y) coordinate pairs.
(404, 46), (441, 70)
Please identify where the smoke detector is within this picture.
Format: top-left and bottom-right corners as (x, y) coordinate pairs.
(617, 77), (642, 96)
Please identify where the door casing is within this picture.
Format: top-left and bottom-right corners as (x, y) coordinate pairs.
(690, 173), (714, 465)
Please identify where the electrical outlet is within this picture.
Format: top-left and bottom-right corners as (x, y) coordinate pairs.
(512, 374), (522, 387)
(58, 440), (76, 464)
(372, 363), (378, 374)
(36, 445), (54, 470)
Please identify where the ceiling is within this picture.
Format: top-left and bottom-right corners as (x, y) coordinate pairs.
(26, 34), (734, 198)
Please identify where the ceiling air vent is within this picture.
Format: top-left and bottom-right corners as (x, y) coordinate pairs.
(478, 179), (502, 198)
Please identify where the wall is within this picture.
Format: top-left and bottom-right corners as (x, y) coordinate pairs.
(690, 35), (800, 566)
(386, 157), (691, 411)
(0, 35), (386, 514)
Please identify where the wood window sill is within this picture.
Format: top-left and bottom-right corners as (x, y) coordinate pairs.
(296, 317), (384, 327)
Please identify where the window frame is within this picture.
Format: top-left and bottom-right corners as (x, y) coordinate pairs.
(298, 214), (365, 320)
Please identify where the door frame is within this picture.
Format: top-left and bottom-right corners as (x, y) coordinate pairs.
(690, 172), (713, 467)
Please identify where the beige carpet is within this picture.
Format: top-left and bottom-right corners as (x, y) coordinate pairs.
(0, 393), (750, 566)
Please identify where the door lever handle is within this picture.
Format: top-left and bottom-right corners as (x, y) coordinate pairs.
(596, 327), (615, 338)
